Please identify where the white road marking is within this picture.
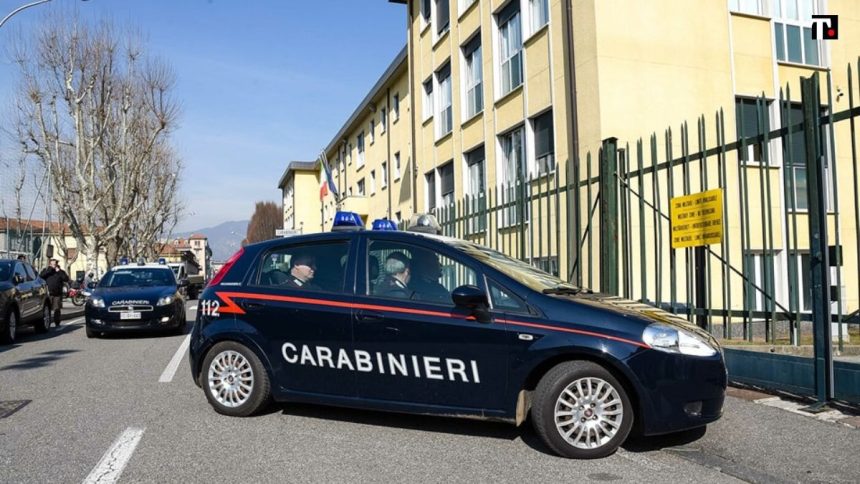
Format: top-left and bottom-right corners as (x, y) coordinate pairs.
(159, 334), (191, 383)
(82, 427), (145, 484)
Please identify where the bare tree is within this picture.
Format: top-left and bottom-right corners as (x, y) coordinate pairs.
(11, 14), (180, 273)
(244, 201), (281, 245)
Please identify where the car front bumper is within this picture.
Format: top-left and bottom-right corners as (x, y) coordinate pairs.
(627, 349), (727, 436)
(85, 304), (183, 333)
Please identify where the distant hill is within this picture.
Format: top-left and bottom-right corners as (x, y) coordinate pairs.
(173, 220), (248, 261)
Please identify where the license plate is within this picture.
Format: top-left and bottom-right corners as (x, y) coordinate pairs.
(120, 312), (141, 320)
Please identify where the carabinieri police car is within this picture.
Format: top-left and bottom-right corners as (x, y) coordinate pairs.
(85, 259), (187, 338)
(190, 213), (726, 459)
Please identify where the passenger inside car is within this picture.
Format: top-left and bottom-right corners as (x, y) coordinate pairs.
(374, 252), (412, 299)
(408, 250), (449, 303)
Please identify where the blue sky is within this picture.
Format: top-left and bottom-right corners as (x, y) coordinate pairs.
(0, 0), (406, 232)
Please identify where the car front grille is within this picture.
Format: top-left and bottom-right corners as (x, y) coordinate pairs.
(108, 305), (154, 312)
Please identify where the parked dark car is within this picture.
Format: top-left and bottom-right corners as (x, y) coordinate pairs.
(0, 259), (53, 343)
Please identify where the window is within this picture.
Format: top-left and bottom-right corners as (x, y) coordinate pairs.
(421, 0), (431, 25)
(436, 62), (453, 137)
(347, 143), (353, 165)
(423, 78), (434, 121)
(426, 171), (437, 211)
(381, 162), (388, 188)
(728, 0), (762, 15)
(533, 111), (555, 175)
(257, 241), (350, 293)
(367, 240), (477, 304)
(459, 0), (477, 14)
(488, 278), (527, 312)
(348, 186), (353, 197)
(13, 262), (27, 282)
(499, 126), (527, 226)
(498, 1), (523, 96)
(465, 145), (487, 233)
(773, 0), (820, 66)
(440, 161), (454, 207)
(797, 252), (812, 311)
(357, 132), (365, 167)
(357, 178), (366, 196)
(530, 256), (559, 277)
(435, 0), (450, 36)
(394, 152), (401, 180)
(392, 93), (400, 121)
(743, 251), (777, 313)
(463, 34), (483, 118)
(24, 263), (36, 280)
(529, 0), (549, 33)
(370, 170), (376, 194)
(369, 120), (375, 144)
(380, 108), (387, 133)
(735, 97), (770, 164)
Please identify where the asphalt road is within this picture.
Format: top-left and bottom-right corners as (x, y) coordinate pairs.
(1, 302), (858, 483)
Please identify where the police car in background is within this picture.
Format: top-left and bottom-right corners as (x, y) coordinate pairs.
(85, 259), (187, 338)
(190, 213), (726, 459)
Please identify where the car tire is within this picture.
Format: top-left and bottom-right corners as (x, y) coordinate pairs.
(201, 341), (271, 417)
(34, 304), (52, 334)
(1, 309), (17, 344)
(85, 326), (97, 339)
(531, 361), (634, 459)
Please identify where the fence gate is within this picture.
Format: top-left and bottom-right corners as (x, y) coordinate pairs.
(435, 65), (860, 406)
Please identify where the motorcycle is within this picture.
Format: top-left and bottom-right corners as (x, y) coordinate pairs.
(67, 286), (87, 306)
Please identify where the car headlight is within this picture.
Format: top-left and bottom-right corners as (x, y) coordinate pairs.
(90, 297), (106, 308)
(642, 323), (717, 357)
(157, 295), (174, 306)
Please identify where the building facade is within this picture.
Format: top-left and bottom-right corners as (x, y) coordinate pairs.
(280, 0), (860, 330)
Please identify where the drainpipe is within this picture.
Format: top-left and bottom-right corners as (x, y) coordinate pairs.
(407, 1), (418, 215)
(561, 0), (581, 282)
(387, 86), (393, 219)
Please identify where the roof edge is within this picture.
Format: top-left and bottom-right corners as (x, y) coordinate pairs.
(323, 45), (408, 157)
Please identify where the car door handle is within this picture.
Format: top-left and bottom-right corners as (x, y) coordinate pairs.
(355, 310), (385, 323)
(241, 301), (265, 311)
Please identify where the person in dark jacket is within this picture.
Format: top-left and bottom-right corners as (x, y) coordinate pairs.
(375, 252), (412, 299)
(409, 250), (449, 303)
(39, 259), (69, 326)
(284, 253), (320, 290)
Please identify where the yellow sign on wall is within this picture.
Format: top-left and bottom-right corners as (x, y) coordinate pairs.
(670, 188), (723, 249)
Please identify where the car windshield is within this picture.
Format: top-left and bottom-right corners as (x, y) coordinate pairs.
(0, 262), (10, 282)
(99, 268), (176, 288)
(447, 239), (578, 293)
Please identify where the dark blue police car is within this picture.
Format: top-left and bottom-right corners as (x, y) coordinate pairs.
(85, 261), (187, 338)
(190, 213), (725, 459)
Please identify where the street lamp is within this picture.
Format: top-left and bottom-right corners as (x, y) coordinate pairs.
(0, 0), (88, 30)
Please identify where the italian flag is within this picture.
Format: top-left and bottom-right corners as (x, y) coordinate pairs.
(319, 158), (338, 200)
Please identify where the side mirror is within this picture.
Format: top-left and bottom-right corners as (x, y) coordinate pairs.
(452, 285), (488, 309)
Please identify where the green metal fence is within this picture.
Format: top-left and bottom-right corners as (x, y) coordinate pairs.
(432, 63), (860, 404)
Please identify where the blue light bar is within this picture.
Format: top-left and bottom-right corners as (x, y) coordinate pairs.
(371, 219), (398, 231)
(332, 211), (364, 232)
(119, 257), (129, 265)
(158, 258), (167, 265)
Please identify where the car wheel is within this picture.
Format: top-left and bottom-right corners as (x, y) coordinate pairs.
(85, 326), (98, 339)
(532, 361), (634, 459)
(202, 341), (271, 417)
(1, 310), (17, 344)
(35, 305), (52, 334)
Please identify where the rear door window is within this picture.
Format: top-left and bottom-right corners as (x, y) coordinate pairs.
(257, 241), (351, 293)
(367, 239), (477, 305)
